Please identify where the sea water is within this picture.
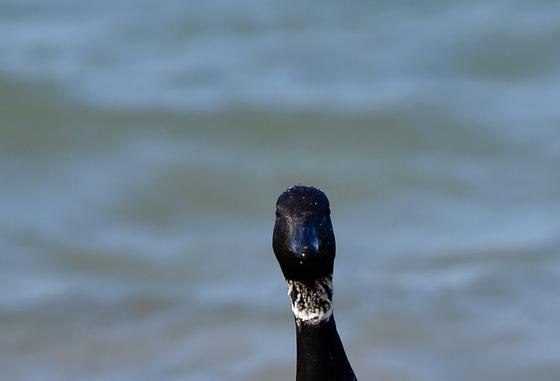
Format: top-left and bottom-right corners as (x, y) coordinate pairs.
(1, 1), (560, 380)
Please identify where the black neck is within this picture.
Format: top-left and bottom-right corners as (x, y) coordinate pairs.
(295, 316), (357, 381)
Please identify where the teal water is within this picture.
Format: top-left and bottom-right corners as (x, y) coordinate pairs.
(1, 1), (560, 380)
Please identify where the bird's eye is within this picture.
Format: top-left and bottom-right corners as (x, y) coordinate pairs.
(275, 210), (281, 218)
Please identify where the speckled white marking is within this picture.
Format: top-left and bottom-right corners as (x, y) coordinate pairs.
(287, 276), (333, 325)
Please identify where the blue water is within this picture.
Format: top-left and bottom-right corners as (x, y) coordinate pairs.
(1, 1), (560, 380)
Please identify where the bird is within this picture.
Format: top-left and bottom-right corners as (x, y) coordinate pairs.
(272, 185), (357, 381)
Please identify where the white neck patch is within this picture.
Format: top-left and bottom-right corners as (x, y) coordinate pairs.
(287, 275), (333, 325)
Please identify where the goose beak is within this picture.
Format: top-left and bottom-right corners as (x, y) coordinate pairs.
(290, 220), (319, 257)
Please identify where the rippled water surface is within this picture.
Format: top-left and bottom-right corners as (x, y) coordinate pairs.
(1, 1), (560, 380)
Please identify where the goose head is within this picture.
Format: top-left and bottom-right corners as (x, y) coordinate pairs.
(273, 185), (335, 281)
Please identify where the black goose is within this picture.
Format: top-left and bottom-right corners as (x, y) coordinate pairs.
(273, 185), (357, 381)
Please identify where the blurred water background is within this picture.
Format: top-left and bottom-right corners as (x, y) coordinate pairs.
(1, 1), (560, 380)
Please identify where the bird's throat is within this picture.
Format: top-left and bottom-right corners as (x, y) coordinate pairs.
(287, 275), (333, 325)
